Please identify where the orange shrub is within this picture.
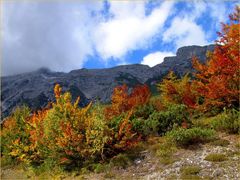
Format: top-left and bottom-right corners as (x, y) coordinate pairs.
(39, 85), (95, 164)
(128, 84), (151, 108)
(1, 84), (143, 168)
(157, 71), (198, 109)
(106, 110), (141, 154)
(105, 84), (151, 119)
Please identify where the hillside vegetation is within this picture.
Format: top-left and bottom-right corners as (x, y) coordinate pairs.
(1, 6), (239, 180)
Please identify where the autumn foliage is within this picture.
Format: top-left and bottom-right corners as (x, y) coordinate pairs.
(192, 7), (240, 111)
(103, 84), (150, 153)
(1, 7), (239, 174)
(108, 110), (141, 153)
(1, 84), (144, 168)
(158, 7), (240, 113)
(1, 85), (97, 166)
(157, 71), (198, 109)
(104, 84), (151, 119)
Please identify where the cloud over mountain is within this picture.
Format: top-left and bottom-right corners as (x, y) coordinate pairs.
(2, 1), (236, 76)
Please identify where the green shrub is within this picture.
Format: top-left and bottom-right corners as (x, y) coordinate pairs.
(147, 137), (177, 165)
(93, 163), (108, 173)
(210, 109), (240, 134)
(204, 153), (227, 162)
(131, 117), (146, 135)
(0, 155), (17, 167)
(156, 141), (177, 158)
(109, 153), (133, 169)
(32, 158), (62, 176)
(159, 158), (176, 165)
(180, 165), (202, 180)
(84, 162), (109, 173)
(146, 104), (189, 135)
(108, 143), (145, 169)
(210, 139), (230, 147)
(181, 165), (201, 175)
(192, 116), (213, 129)
(166, 127), (216, 147)
(132, 104), (155, 119)
(130, 104), (155, 136)
(192, 109), (240, 135)
(107, 114), (125, 131)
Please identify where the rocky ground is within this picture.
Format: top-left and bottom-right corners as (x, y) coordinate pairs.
(146, 135), (240, 180)
(1, 133), (239, 180)
(81, 133), (240, 180)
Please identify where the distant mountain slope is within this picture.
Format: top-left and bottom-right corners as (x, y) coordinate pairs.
(1, 44), (214, 118)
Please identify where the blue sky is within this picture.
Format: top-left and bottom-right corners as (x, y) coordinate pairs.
(2, 0), (238, 75)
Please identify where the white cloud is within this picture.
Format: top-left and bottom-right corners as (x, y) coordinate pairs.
(2, 2), (103, 75)
(2, 1), (233, 76)
(141, 51), (175, 67)
(163, 17), (208, 48)
(162, 1), (209, 48)
(2, 1), (175, 75)
(162, 1), (231, 50)
(208, 2), (227, 26)
(93, 1), (174, 60)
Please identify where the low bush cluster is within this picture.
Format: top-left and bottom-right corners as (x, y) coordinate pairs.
(181, 165), (201, 175)
(193, 109), (240, 134)
(210, 109), (240, 134)
(127, 103), (190, 136)
(204, 153), (227, 162)
(166, 127), (216, 147)
(210, 139), (230, 147)
(1, 84), (141, 171)
(180, 165), (202, 180)
(145, 104), (189, 135)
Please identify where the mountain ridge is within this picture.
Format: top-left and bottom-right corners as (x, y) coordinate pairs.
(1, 44), (215, 118)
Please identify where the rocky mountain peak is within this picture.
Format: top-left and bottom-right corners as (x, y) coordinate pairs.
(36, 67), (52, 74)
(1, 44), (215, 119)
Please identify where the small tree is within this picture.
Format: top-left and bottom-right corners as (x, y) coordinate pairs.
(193, 6), (240, 111)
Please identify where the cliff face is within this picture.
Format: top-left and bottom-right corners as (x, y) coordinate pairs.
(152, 45), (215, 77)
(1, 44), (215, 118)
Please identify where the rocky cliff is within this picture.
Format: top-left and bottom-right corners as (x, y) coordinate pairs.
(1, 44), (215, 118)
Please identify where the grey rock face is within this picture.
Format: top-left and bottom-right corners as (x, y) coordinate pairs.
(151, 45), (215, 77)
(1, 44), (214, 119)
